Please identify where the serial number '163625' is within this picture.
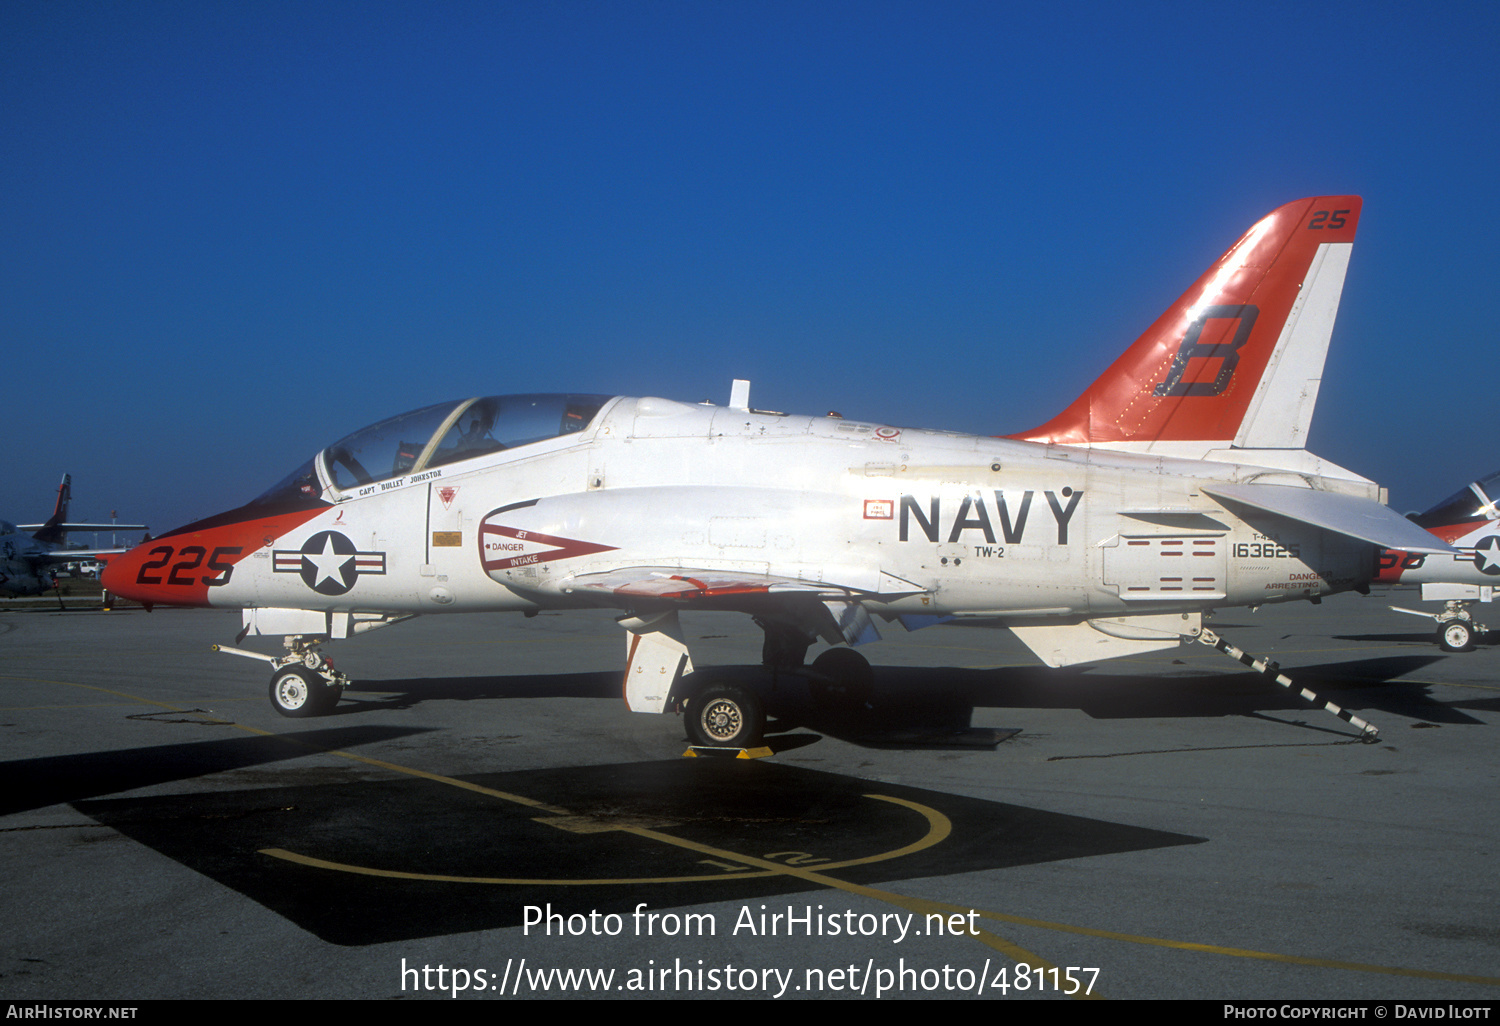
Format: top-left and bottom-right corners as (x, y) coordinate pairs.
(1233, 542), (1301, 560)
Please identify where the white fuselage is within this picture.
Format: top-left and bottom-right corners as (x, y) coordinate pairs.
(206, 397), (1376, 621)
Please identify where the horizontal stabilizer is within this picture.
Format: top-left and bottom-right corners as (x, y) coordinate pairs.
(33, 548), (130, 563)
(1203, 484), (1453, 554)
(20, 523), (148, 533)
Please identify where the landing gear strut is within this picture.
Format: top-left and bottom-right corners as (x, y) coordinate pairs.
(807, 647), (874, 711)
(757, 618), (814, 670)
(213, 635), (349, 717)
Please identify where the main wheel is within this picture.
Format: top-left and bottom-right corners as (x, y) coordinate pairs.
(1438, 620), (1474, 653)
(808, 648), (874, 710)
(270, 666), (341, 717)
(686, 683), (766, 747)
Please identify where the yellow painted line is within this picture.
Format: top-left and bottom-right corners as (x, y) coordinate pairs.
(261, 846), (745, 886)
(247, 736), (1074, 990)
(261, 793), (950, 885)
(618, 822), (1083, 992)
(906, 899), (1500, 988)
(257, 775), (1072, 992)
(25, 671), (1493, 992)
(0, 697), (263, 711)
(1, 703), (174, 710)
(0, 674), (208, 711)
(231, 718), (1499, 993)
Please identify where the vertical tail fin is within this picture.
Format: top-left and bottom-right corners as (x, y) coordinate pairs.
(1010, 196), (1360, 454)
(31, 474), (72, 546)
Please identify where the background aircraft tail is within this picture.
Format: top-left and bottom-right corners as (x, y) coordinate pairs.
(1406, 470), (1500, 541)
(30, 474), (72, 546)
(1010, 196), (1361, 455)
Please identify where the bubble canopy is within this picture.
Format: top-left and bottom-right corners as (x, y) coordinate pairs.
(252, 394), (611, 506)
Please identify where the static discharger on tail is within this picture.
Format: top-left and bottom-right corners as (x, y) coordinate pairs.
(102, 197), (1449, 746)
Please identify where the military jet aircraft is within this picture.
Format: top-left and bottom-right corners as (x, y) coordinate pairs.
(1, 475), (146, 597)
(1378, 470), (1500, 651)
(101, 195), (1449, 746)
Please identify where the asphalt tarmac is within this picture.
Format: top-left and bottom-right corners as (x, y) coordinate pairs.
(3, 590), (1498, 1001)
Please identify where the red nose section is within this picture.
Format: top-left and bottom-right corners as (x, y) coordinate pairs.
(101, 507), (327, 606)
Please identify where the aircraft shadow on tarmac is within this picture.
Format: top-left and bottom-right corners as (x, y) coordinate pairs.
(908, 653), (1486, 727)
(336, 649), (1483, 745)
(1334, 630), (1500, 648)
(0, 725), (432, 817)
(74, 759), (1205, 946)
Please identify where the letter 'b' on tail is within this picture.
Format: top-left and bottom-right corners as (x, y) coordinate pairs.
(1010, 196), (1361, 453)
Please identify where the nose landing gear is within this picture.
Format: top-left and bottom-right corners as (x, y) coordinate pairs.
(213, 635), (349, 717)
(1390, 600), (1489, 652)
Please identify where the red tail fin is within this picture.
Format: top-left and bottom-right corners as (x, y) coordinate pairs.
(1011, 196), (1361, 450)
(30, 474), (72, 546)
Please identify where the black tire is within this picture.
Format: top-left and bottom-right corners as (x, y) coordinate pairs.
(685, 683), (766, 747)
(270, 666), (340, 717)
(808, 648), (874, 710)
(1438, 620), (1474, 653)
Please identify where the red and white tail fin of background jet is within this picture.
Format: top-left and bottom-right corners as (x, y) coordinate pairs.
(1011, 196), (1361, 457)
(28, 474), (74, 547)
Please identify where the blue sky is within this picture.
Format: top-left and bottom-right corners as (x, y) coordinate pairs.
(4, 1), (1497, 532)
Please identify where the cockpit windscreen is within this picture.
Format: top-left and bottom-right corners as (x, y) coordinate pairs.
(250, 395), (610, 505)
(320, 394), (611, 491)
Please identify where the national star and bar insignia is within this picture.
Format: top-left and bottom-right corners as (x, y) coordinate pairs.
(1471, 535), (1500, 576)
(273, 530), (387, 595)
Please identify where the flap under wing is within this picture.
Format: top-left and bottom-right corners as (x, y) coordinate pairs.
(564, 567), (852, 602)
(1202, 483), (1454, 554)
(568, 566), (902, 649)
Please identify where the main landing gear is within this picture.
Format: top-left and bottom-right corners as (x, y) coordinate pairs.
(684, 683), (766, 748)
(678, 620), (877, 749)
(1389, 600), (1490, 652)
(213, 635), (349, 718)
(806, 647), (875, 711)
(684, 630), (876, 750)
(756, 618), (875, 711)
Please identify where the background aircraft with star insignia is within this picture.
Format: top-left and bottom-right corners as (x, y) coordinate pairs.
(1379, 469), (1500, 651)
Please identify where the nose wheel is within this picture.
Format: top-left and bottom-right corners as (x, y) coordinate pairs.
(1390, 600), (1487, 652)
(213, 635), (349, 717)
(270, 666), (344, 717)
(1439, 619), (1475, 653)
